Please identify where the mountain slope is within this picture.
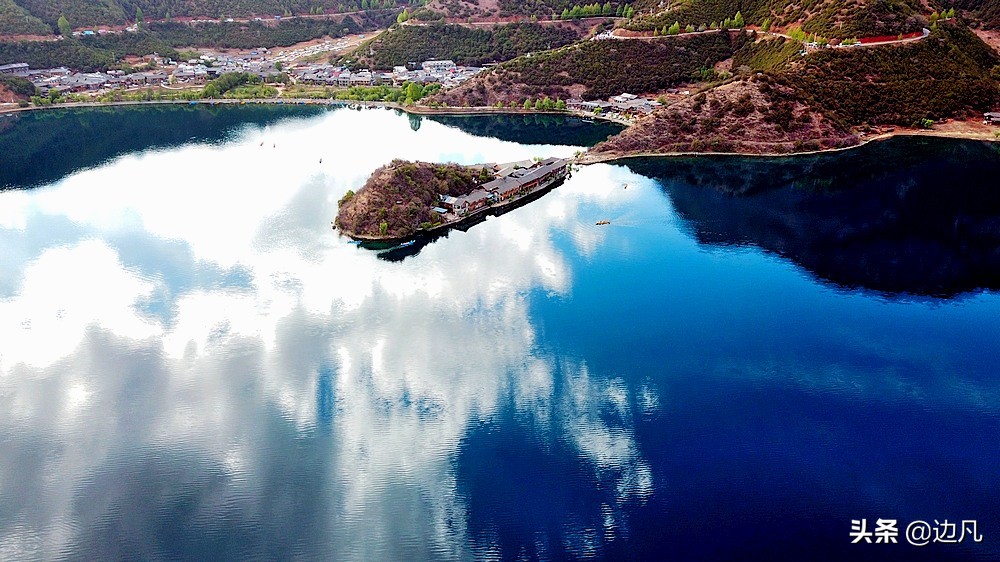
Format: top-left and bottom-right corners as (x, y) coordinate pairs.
(627, 0), (927, 39)
(432, 31), (745, 106)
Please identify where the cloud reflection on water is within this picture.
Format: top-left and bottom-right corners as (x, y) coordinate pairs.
(0, 109), (652, 559)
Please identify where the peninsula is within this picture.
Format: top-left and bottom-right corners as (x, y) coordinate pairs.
(335, 157), (570, 242)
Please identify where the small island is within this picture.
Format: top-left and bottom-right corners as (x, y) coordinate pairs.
(335, 157), (570, 242)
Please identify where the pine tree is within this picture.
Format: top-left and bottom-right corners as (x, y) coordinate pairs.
(734, 11), (744, 28)
(135, 6), (144, 28)
(761, 17), (771, 32)
(668, 21), (680, 35)
(57, 15), (71, 37)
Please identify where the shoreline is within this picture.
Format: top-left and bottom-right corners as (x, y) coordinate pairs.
(3, 98), (997, 158)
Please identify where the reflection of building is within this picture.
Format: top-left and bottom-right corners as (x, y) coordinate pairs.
(985, 112), (1000, 124)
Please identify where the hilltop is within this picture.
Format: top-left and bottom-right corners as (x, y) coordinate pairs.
(335, 160), (484, 239)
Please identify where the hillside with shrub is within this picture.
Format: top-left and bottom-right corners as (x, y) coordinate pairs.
(348, 21), (584, 68)
(0, 12), (391, 69)
(336, 160), (485, 239)
(431, 31), (746, 106)
(0, 0), (399, 35)
(947, 0), (1000, 29)
(793, 23), (1000, 125)
(626, 0), (926, 39)
(148, 11), (393, 49)
(593, 75), (858, 155)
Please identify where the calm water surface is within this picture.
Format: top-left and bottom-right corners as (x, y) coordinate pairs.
(0, 107), (998, 560)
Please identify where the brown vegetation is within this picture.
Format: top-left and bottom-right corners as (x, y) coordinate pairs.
(336, 160), (486, 239)
(593, 75), (858, 155)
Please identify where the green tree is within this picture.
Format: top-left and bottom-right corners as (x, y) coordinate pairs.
(57, 15), (71, 38)
(397, 8), (409, 23)
(946, 7), (956, 18)
(379, 220), (388, 235)
(761, 17), (771, 32)
(733, 11), (744, 28)
(523, 98), (532, 109)
(135, 7), (144, 28)
(668, 21), (680, 35)
(602, 2), (612, 15)
(406, 82), (424, 100)
(685, 24), (695, 33)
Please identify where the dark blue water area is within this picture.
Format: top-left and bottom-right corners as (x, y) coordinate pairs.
(480, 139), (1000, 560)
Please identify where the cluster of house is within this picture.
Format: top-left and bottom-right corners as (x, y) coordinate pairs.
(290, 59), (484, 88)
(434, 158), (570, 217)
(3, 54), (283, 96)
(567, 93), (663, 118)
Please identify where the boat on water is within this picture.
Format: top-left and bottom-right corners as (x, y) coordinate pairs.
(596, 220), (611, 225)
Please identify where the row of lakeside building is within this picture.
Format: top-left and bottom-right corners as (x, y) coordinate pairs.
(436, 158), (570, 217)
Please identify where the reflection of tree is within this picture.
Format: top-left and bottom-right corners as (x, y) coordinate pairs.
(626, 137), (1000, 297)
(428, 114), (623, 148)
(0, 105), (324, 189)
(408, 112), (422, 132)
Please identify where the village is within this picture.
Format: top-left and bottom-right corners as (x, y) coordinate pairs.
(0, 53), (485, 98)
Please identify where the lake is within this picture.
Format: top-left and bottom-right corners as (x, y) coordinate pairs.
(0, 106), (998, 561)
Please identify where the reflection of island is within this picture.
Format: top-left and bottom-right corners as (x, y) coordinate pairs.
(336, 157), (570, 242)
(625, 137), (1000, 297)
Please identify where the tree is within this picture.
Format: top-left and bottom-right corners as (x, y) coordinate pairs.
(668, 21), (680, 35)
(523, 98), (532, 109)
(397, 8), (409, 23)
(58, 15), (71, 38)
(136, 6), (144, 28)
(406, 82), (423, 100)
(602, 2), (612, 15)
(734, 11), (744, 28)
(761, 17), (771, 32)
(275, 61), (284, 71)
(946, 8), (956, 18)
(685, 24), (695, 33)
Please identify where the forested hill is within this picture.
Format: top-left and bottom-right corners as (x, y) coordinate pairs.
(0, 12), (394, 70)
(432, 31), (746, 106)
(0, 0), (404, 34)
(345, 22), (586, 68)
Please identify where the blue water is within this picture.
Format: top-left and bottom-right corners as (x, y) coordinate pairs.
(0, 107), (997, 560)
